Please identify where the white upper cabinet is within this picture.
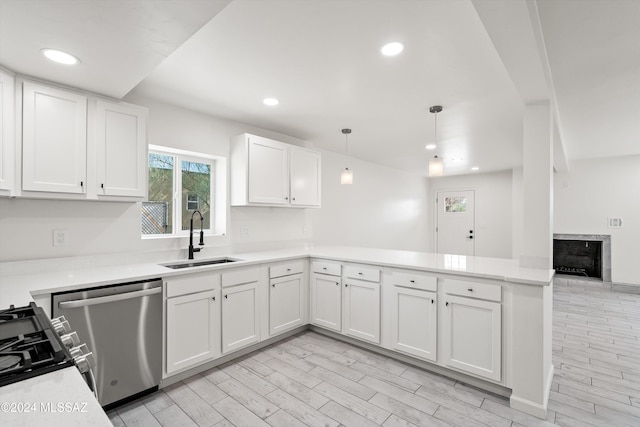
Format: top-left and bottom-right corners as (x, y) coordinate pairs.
(0, 70), (15, 195)
(290, 147), (321, 207)
(231, 133), (321, 207)
(22, 81), (87, 194)
(95, 100), (147, 198)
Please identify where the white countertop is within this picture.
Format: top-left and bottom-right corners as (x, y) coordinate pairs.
(0, 367), (111, 427)
(0, 246), (554, 308)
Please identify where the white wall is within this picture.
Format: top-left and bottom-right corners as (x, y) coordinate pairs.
(428, 169), (513, 259)
(554, 156), (640, 285)
(311, 150), (430, 251)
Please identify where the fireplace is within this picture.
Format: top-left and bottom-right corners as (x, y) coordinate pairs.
(553, 234), (611, 281)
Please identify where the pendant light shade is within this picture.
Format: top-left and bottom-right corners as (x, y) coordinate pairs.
(341, 128), (353, 185)
(428, 106), (444, 177)
(429, 155), (444, 177)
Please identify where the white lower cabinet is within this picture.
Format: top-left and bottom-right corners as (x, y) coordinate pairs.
(269, 261), (305, 336)
(442, 294), (501, 381)
(343, 278), (380, 344)
(390, 286), (437, 361)
(165, 273), (220, 375)
(310, 272), (342, 332)
(222, 282), (260, 353)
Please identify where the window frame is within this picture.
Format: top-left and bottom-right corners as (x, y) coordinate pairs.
(143, 144), (226, 239)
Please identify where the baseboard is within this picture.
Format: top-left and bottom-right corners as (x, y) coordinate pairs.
(611, 283), (640, 294)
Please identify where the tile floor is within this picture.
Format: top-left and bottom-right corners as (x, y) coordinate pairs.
(108, 278), (640, 426)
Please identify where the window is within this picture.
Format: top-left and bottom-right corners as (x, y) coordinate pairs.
(142, 145), (226, 237)
(444, 196), (467, 213)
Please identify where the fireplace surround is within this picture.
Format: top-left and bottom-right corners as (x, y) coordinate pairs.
(553, 234), (611, 282)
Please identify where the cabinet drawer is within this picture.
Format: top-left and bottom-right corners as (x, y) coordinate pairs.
(444, 279), (501, 302)
(222, 267), (260, 288)
(343, 265), (380, 282)
(166, 273), (220, 298)
(391, 271), (437, 292)
(311, 261), (341, 276)
(270, 260), (304, 278)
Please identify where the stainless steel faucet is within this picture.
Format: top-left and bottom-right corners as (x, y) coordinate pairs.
(188, 210), (205, 259)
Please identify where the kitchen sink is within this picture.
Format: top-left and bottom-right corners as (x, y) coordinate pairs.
(162, 258), (241, 269)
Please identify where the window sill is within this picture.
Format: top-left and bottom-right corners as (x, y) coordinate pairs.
(141, 233), (225, 241)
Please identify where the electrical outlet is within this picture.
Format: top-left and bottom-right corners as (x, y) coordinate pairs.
(53, 229), (67, 247)
(240, 226), (249, 238)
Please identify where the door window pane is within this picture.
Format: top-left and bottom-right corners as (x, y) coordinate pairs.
(143, 153), (174, 234)
(445, 196), (467, 213)
(181, 160), (211, 231)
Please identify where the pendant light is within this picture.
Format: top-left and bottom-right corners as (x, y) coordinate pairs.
(428, 105), (444, 177)
(341, 128), (353, 184)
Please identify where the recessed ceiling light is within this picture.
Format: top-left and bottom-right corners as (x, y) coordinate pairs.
(381, 42), (404, 56)
(471, 166), (479, 171)
(263, 98), (279, 106)
(425, 144), (436, 150)
(41, 48), (79, 65)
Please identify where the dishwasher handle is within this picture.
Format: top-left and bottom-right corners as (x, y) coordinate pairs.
(58, 287), (161, 310)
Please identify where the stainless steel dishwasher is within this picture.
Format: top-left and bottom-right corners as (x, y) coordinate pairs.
(52, 278), (162, 408)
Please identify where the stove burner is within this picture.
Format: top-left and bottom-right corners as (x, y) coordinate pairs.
(0, 355), (21, 370)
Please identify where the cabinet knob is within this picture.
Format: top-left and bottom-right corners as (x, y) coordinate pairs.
(467, 288), (474, 292)
(345, 284), (348, 287)
(101, 183), (104, 189)
(285, 196), (289, 200)
(358, 272), (363, 275)
(431, 299), (434, 304)
(335, 282), (339, 286)
(212, 296), (216, 301)
(410, 280), (415, 283)
(292, 197), (296, 201)
(446, 302), (449, 306)
(272, 284), (276, 287)
(287, 268), (291, 271)
(323, 267), (327, 270)
(80, 181), (84, 187)
(224, 295), (228, 299)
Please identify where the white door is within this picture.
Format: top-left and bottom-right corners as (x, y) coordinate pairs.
(22, 82), (87, 194)
(95, 100), (147, 198)
(390, 286), (437, 362)
(310, 273), (342, 331)
(290, 147), (321, 207)
(343, 278), (380, 344)
(166, 289), (219, 374)
(269, 273), (304, 335)
(436, 190), (475, 256)
(247, 135), (289, 205)
(221, 282), (260, 353)
(442, 295), (501, 381)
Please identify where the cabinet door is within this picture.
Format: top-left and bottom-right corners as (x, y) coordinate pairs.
(22, 82), (87, 194)
(247, 135), (289, 205)
(442, 295), (501, 381)
(166, 289), (219, 375)
(222, 282), (260, 353)
(310, 273), (342, 332)
(270, 273), (304, 336)
(390, 286), (437, 361)
(290, 148), (320, 207)
(95, 100), (147, 198)
(0, 70), (15, 193)
(343, 278), (380, 344)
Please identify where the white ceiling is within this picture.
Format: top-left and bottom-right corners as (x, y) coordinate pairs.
(1, 0), (638, 176)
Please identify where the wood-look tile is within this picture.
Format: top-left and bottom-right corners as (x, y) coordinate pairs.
(274, 340), (313, 358)
(116, 400), (162, 427)
(217, 378), (279, 419)
(594, 405), (640, 426)
(547, 398), (625, 427)
(318, 400), (381, 427)
(154, 404), (197, 427)
(212, 396), (270, 427)
(415, 382), (483, 408)
(400, 366), (457, 387)
(265, 388), (340, 427)
(368, 392), (444, 427)
(432, 405), (489, 427)
(343, 347), (408, 376)
(299, 341), (357, 366)
(263, 356), (323, 389)
(359, 375), (439, 415)
(557, 383), (640, 418)
(313, 381), (392, 424)
(142, 390), (174, 414)
(213, 419), (235, 427)
(307, 365), (377, 401)
(381, 413), (420, 427)
(200, 367), (232, 385)
(184, 374), (228, 404)
(265, 346), (317, 372)
(264, 371), (329, 409)
(304, 353), (365, 382)
(264, 409), (308, 427)
(555, 377), (631, 404)
(297, 331), (352, 353)
(219, 363), (277, 396)
(480, 398), (557, 427)
(351, 361), (420, 392)
(237, 356), (275, 377)
(552, 413), (599, 427)
(107, 410), (126, 427)
(162, 381), (225, 426)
